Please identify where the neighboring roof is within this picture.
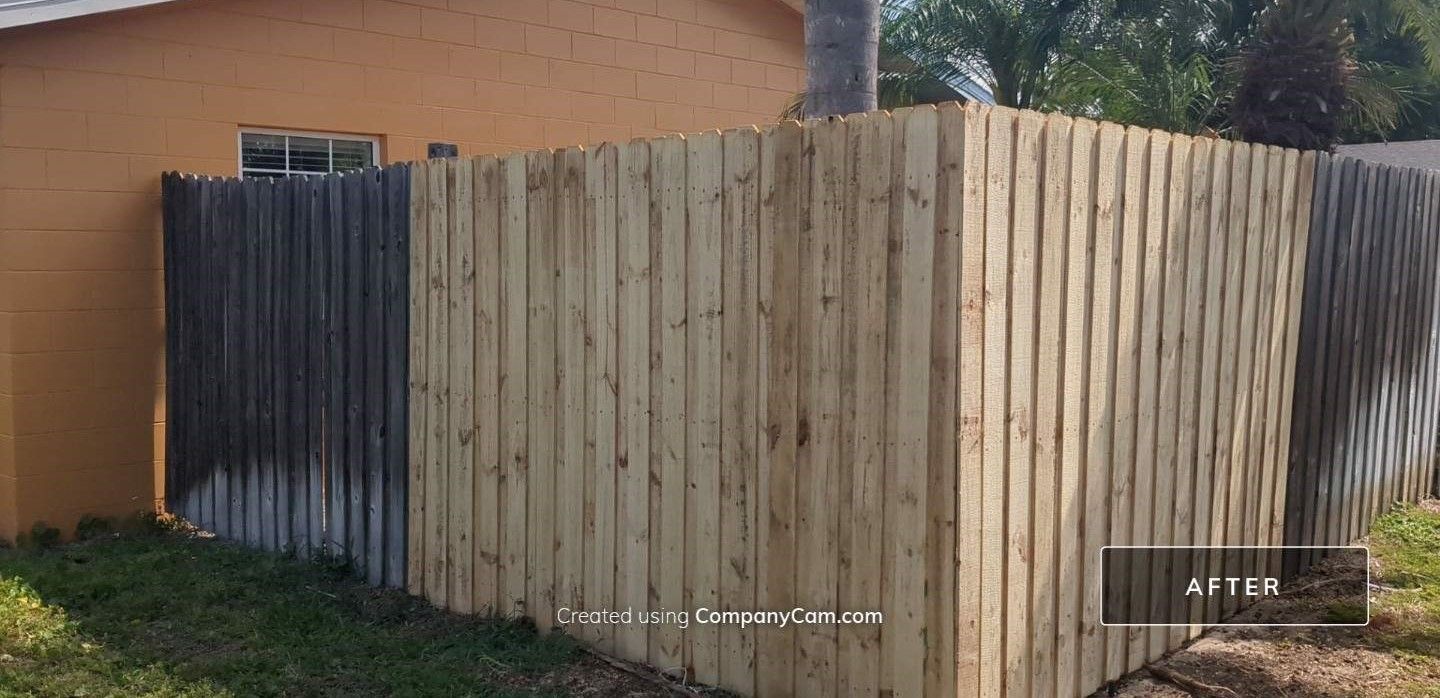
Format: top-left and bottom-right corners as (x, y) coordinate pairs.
(948, 73), (994, 105)
(1336, 140), (1440, 171)
(876, 49), (996, 107)
(0, 0), (801, 31)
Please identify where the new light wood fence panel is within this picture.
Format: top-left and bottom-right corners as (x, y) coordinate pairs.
(1285, 156), (1440, 577)
(408, 104), (1317, 697)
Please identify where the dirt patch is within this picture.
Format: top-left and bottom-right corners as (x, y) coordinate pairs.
(1102, 548), (1440, 697)
(523, 654), (671, 696)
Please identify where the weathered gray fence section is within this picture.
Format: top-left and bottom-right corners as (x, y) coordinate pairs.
(161, 167), (410, 587)
(1285, 155), (1440, 576)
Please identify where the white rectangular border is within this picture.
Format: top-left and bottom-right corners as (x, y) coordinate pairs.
(1098, 545), (1371, 627)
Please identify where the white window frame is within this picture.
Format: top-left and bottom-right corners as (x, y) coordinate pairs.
(237, 127), (380, 177)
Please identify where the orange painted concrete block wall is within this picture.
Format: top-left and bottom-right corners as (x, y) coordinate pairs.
(0, 0), (803, 541)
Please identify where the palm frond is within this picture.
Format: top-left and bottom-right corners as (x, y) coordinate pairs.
(1344, 60), (1415, 138)
(1353, 0), (1440, 75)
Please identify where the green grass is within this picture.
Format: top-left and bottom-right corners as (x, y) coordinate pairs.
(1369, 504), (1440, 662)
(0, 528), (580, 697)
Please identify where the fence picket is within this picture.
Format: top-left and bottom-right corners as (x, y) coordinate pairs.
(720, 125), (761, 695)
(499, 153), (528, 615)
(924, 103), (961, 698)
(406, 163), (428, 594)
(1086, 121), (1124, 664)
(616, 139), (651, 662)
(1173, 138), (1212, 643)
(344, 173), (368, 569)
(526, 150), (558, 633)
(1005, 108), (1040, 698)
(447, 158), (476, 611)
(363, 169), (386, 586)
(291, 175), (311, 555)
(1109, 125), (1146, 660)
(1319, 159), (1347, 561)
(1194, 140), (1231, 620)
(685, 131), (723, 685)
(472, 156), (501, 611)
(757, 121), (796, 698)
(797, 114), (845, 694)
(383, 165), (410, 588)
(649, 136), (688, 672)
(584, 144), (619, 651)
(1284, 152), (1319, 561)
(1033, 112), (1069, 698)
(954, 103), (988, 697)
(979, 106), (1015, 698)
(838, 110), (893, 695)
(223, 178), (243, 543)
(308, 176), (327, 561)
(889, 105), (939, 698)
(555, 147), (587, 637)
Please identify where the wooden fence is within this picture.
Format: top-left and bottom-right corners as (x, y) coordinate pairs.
(162, 167), (410, 587)
(1284, 156), (1440, 576)
(404, 102), (1321, 697)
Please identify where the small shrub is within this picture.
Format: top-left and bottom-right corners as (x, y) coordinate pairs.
(126, 510), (187, 536)
(17, 522), (61, 550)
(308, 546), (355, 578)
(74, 515), (114, 541)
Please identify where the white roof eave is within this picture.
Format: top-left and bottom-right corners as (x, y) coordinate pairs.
(0, 0), (801, 31)
(0, 0), (180, 30)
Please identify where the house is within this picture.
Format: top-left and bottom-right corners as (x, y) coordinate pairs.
(0, 0), (805, 542)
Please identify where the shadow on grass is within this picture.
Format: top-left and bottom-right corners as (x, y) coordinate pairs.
(0, 532), (579, 697)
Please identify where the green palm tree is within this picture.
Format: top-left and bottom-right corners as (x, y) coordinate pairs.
(786, 0), (1440, 144)
(1347, 0), (1440, 140)
(782, 0), (1104, 119)
(883, 0), (1105, 109)
(1231, 0), (1355, 149)
(1075, 0), (1436, 140)
(1066, 0), (1257, 133)
(804, 0), (881, 117)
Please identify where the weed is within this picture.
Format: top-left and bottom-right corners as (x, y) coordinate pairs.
(1324, 601), (1368, 624)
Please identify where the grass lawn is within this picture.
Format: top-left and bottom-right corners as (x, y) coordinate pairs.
(1364, 502), (1440, 696)
(7, 505), (1439, 697)
(0, 524), (649, 697)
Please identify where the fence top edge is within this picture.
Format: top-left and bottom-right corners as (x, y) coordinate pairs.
(163, 163), (408, 188)
(164, 100), (1385, 187)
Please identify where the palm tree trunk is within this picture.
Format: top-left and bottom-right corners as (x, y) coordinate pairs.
(804, 0), (880, 117)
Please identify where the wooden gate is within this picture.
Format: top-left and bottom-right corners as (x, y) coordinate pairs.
(161, 167), (410, 587)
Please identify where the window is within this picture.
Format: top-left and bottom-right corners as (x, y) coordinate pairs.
(239, 129), (378, 177)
